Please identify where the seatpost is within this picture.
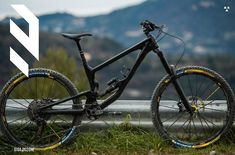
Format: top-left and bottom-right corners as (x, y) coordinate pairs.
(75, 40), (88, 66)
(76, 40), (82, 51)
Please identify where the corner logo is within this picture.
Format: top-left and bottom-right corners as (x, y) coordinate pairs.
(10, 5), (39, 77)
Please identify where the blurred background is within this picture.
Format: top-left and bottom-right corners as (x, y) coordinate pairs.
(0, 0), (235, 99)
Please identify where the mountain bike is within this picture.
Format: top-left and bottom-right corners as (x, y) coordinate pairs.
(0, 20), (234, 151)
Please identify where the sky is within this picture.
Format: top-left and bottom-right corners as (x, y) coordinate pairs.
(0, 0), (145, 19)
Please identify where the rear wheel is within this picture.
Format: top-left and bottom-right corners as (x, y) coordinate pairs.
(0, 68), (82, 151)
(151, 66), (235, 148)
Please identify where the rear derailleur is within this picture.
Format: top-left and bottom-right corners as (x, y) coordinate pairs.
(85, 101), (103, 120)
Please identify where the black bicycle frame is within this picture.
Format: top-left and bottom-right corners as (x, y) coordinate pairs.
(40, 34), (193, 115)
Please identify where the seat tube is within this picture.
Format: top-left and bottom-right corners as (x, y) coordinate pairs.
(76, 41), (88, 66)
(75, 40), (95, 90)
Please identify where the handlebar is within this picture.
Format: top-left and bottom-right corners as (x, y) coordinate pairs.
(140, 20), (162, 35)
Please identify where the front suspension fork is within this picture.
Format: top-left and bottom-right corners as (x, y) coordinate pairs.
(154, 49), (193, 114)
(170, 66), (194, 114)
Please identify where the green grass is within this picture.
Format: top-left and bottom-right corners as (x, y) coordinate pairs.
(1, 123), (235, 155)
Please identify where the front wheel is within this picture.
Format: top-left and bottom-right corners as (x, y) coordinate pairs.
(151, 66), (235, 148)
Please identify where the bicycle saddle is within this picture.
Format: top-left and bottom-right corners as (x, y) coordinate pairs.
(62, 33), (92, 40)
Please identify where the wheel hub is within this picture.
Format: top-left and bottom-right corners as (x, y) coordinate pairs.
(27, 99), (52, 125)
(177, 96), (205, 113)
(188, 96), (205, 113)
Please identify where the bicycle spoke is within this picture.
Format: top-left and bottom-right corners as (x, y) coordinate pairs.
(166, 112), (185, 130)
(6, 110), (27, 117)
(34, 127), (71, 144)
(192, 117), (197, 136)
(159, 105), (179, 110)
(42, 77), (46, 97)
(164, 85), (179, 99)
(201, 83), (216, 100)
(6, 105), (27, 110)
(10, 90), (31, 105)
(7, 115), (28, 124)
(26, 78), (35, 98)
(55, 115), (71, 125)
(48, 80), (55, 98)
(187, 75), (194, 98)
(30, 124), (45, 143)
(180, 116), (190, 132)
(197, 113), (218, 135)
(197, 113), (207, 135)
(199, 82), (212, 99)
(195, 77), (204, 98)
(203, 107), (226, 112)
(199, 114), (212, 130)
(195, 75), (198, 98)
(51, 90), (63, 100)
(205, 87), (220, 101)
(9, 99), (28, 109)
(187, 117), (192, 138)
(162, 112), (182, 123)
(17, 120), (32, 132)
(46, 123), (61, 140)
(17, 81), (32, 100)
(161, 96), (178, 101)
(202, 99), (215, 107)
(198, 113), (219, 128)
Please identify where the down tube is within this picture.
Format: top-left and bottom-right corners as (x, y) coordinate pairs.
(100, 43), (152, 109)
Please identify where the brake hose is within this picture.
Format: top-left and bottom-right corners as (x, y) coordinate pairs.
(156, 28), (186, 68)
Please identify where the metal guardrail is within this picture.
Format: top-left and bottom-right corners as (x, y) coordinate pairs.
(3, 100), (153, 129)
(0, 99), (232, 134)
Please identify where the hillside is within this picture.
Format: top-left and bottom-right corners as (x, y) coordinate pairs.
(1, 0), (235, 55)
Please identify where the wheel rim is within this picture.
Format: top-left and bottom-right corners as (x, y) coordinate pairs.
(156, 69), (229, 148)
(1, 72), (79, 149)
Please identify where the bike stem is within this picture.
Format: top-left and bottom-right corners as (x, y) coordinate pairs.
(153, 49), (194, 115)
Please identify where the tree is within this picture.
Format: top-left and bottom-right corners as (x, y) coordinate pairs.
(10, 48), (89, 99)
(34, 47), (89, 92)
